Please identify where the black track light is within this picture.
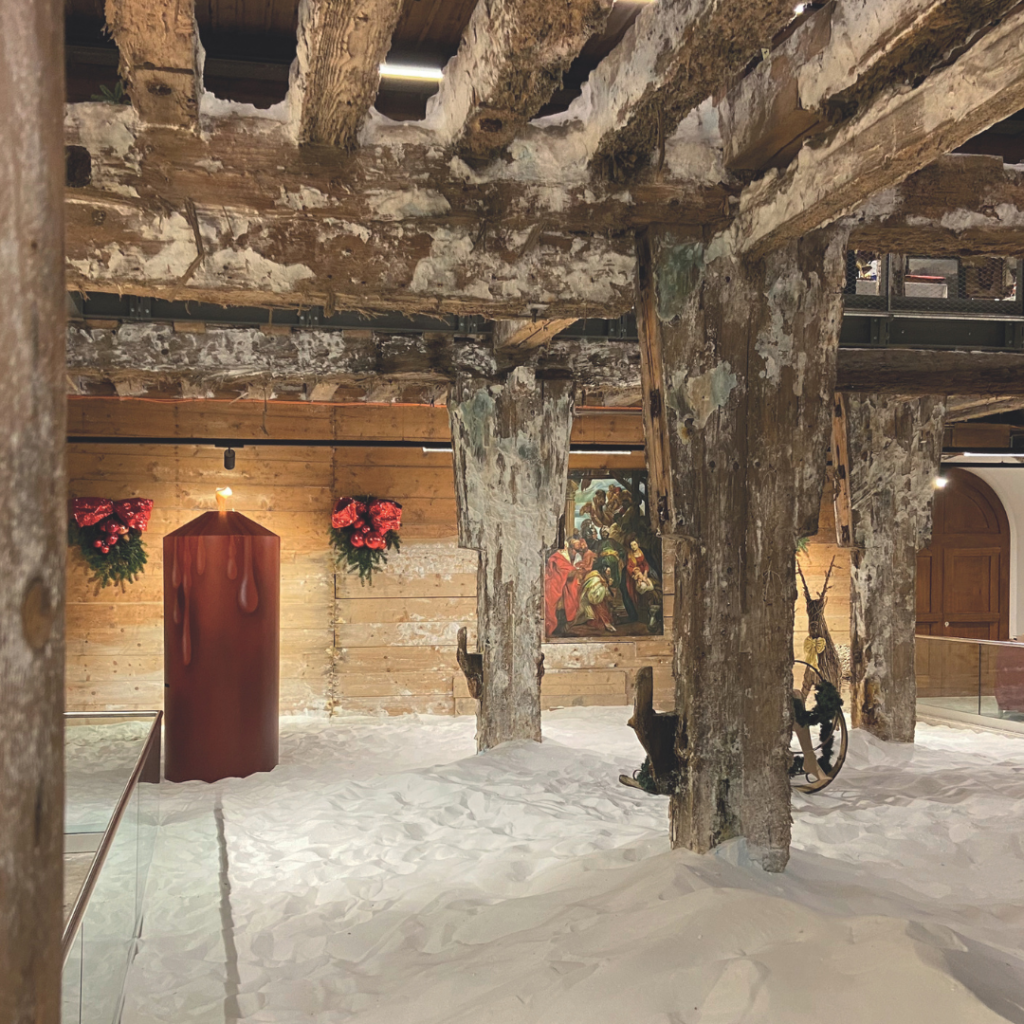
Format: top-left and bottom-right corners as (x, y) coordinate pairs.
(224, 448), (236, 470)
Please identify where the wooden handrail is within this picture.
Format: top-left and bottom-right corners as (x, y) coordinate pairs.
(62, 710), (162, 965)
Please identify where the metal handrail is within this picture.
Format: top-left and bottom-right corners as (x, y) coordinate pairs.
(916, 634), (1024, 649)
(62, 710), (162, 965)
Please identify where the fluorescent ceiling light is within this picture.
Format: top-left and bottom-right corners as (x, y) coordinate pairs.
(948, 452), (1024, 458)
(380, 63), (443, 82)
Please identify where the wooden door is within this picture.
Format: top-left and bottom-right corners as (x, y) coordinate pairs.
(917, 468), (1010, 639)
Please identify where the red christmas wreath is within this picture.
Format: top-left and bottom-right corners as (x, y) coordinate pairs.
(329, 496), (402, 583)
(68, 497), (153, 589)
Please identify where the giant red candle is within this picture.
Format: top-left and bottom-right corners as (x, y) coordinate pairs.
(163, 509), (280, 783)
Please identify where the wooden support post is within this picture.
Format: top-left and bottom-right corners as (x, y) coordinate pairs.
(449, 367), (573, 750)
(846, 395), (946, 742)
(636, 227), (847, 871)
(0, 0), (67, 1018)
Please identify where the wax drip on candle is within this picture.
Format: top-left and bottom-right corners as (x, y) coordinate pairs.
(196, 535), (206, 575)
(238, 535), (259, 613)
(172, 538), (183, 625)
(226, 535), (238, 580)
(181, 539), (193, 666)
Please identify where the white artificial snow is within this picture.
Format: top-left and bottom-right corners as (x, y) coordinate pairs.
(121, 711), (1024, 1024)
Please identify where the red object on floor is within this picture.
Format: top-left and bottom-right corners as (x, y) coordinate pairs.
(164, 511), (280, 783)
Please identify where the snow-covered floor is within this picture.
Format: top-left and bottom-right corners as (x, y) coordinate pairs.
(121, 710), (1024, 1024)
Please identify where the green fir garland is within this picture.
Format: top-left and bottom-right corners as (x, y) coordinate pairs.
(68, 520), (148, 589)
(329, 525), (400, 584)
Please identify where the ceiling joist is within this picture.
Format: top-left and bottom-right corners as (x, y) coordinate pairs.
(104, 0), (202, 128)
(292, 0), (403, 148)
(434, 0), (614, 166)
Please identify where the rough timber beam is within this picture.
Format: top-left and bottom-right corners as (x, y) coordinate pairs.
(63, 106), (730, 315)
(847, 395), (945, 743)
(720, 0), (1024, 174)
(66, 324), (1024, 399)
(492, 319), (579, 353)
(105, 0), (202, 128)
(722, 4), (1024, 258)
(588, 0), (797, 177)
(449, 368), (574, 750)
(290, 0), (403, 148)
(434, 0), (613, 166)
(0, 0), (66, 1017)
(65, 324), (642, 392)
(849, 155), (1024, 257)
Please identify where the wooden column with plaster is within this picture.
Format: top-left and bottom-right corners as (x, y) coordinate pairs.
(0, 0), (67, 1018)
(636, 227), (846, 871)
(845, 395), (946, 742)
(449, 367), (573, 751)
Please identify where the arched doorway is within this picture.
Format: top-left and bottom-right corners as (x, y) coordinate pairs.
(917, 468), (1011, 639)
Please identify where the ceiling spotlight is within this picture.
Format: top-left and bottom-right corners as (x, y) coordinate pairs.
(224, 448), (236, 470)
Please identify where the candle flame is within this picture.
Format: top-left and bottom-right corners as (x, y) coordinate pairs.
(216, 487), (233, 512)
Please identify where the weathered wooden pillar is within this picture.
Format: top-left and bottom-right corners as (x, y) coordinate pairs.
(0, 0), (67, 1019)
(845, 395), (946, 742)
(637, 227), (846, 871)
(449, 367), (573, 750)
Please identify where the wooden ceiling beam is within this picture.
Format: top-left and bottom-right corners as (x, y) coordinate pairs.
(66, 324), (644, 392)
(291, 0), (403, 148)
(492, 319), (579, 353)
(720, 0), (1023, 175)
(105, 0), (202, 129)
(62, 106), (730, 315)
(67, 322), (1024, 400)
(849, 155), (1024, 257)
(587, 0), (797, 177)
(435, 0), (613, 166)
(722, 4), (1024, 259)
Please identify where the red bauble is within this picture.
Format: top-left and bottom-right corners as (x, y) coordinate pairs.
(349, 533), (365, 548)
(93, 539), (104, 549)
(364, 532), (385, 550)
(108, 535), (118, 545)
(99, 545), (110, 554)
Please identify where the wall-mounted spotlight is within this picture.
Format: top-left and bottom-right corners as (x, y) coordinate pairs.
(224, 448), (236, 470)
(934, 475), (949, 490)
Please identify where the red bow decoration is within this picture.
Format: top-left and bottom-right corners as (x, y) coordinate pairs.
(71, 497), (153, 531)
(114, 499), (153, 531)
(368, 499), (403, 534)
(331, 497), (367, 530)
(71, 497), (114, 527)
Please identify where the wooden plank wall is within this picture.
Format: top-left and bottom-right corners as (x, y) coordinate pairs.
(66, 398), (685, 715)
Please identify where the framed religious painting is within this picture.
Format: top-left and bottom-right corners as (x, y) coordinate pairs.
(544, 471), (664, 640)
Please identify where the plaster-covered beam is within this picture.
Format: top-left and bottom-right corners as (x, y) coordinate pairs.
(836, 349), (1024, 397)
(721, 5), (1024, 258)
(588, 0), (797, 176)
(65, 324), (643, 392)
(63, 105), (729, 314)
(290, 0), (403, 148)
(850, 155), (1024, 257)
(67, 324), (1024, 398)
(720, 0), (1023, 174)
(105, 0), (203, 128)
(433, 0), (613, 166)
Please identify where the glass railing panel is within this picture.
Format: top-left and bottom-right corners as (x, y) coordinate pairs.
(63, 925), (84, 1024)
(65, 714), (154, 836)
(62, 710), (162, 1024)
(917, 635), (1024, 722)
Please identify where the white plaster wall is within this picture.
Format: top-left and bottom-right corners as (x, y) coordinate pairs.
(946, 464), (1024, 639)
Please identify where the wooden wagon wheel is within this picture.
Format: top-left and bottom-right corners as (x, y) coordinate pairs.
(790, 658), (848, 794)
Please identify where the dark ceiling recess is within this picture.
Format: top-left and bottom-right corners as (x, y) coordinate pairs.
(956, 108), (1024, 163)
